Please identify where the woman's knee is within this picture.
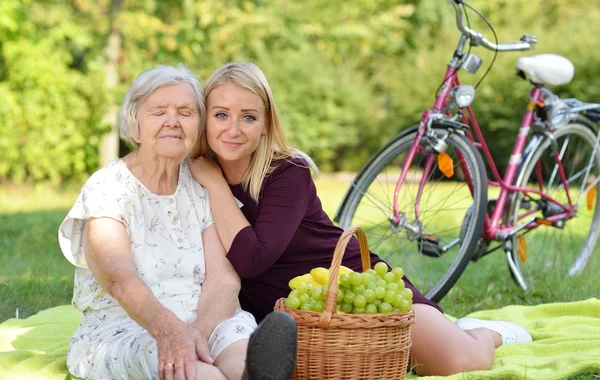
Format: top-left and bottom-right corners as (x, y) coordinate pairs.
(410, 304), (495, 376)
(213, 339), (249, 379)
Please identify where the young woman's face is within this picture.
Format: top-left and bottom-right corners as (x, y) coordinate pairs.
(205, 81), (267, 169)
(136, 83), (200, 160)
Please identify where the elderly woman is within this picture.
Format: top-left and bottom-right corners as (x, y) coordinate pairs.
(58, 65), (297, 380)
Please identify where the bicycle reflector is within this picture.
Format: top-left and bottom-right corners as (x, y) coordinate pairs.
(451, 85), (476, 108)
(437, 152), (454, 178)
(586, 175), (597, 210)
(517, 235), (527, 262)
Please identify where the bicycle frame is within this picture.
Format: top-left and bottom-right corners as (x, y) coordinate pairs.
(392, 59), (582, 246)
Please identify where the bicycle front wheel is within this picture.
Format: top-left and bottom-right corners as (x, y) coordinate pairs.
(337, 128), (487, 302)
(508, 121), (600, 288)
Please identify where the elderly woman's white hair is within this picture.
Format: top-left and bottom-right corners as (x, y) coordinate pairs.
(119, 64), (204, 147)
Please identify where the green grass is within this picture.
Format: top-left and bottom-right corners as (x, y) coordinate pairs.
(0, 182), (82, 321)
(1, 177), (598, 320)
(315, 175), (599, 315)
(1, 177), (599, 378)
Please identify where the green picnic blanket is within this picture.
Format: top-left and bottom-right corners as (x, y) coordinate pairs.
(1, 298), (599, 380)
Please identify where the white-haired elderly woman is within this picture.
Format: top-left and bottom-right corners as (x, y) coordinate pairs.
(58, 65), (297, 380)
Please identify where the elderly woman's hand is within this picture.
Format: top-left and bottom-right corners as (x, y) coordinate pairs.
(186, 157), (226, 189)
(156, 317), (212, 380)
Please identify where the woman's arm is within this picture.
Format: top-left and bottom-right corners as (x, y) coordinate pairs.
(190, 224), (241, 336)
(83, 217), (204, 380)
(188, 158), (312, 279)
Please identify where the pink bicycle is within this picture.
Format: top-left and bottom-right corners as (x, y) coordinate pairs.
(335, 0), (600, 302)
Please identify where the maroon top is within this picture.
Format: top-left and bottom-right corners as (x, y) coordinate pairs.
(227, 158), (441, 322)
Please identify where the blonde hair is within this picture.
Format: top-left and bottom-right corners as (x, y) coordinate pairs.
(192, 62), (317, 201)
(119, 64), (204, 148)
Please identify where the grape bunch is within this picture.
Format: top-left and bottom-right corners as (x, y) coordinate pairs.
(284, 262), (413, 314)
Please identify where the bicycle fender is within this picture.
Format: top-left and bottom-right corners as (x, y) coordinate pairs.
(333, 123), (420, 223)
(519, 115), (596, 172)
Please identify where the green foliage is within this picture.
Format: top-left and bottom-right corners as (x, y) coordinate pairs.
(1, 0), (600, 180)
(0, 0), (109, 182)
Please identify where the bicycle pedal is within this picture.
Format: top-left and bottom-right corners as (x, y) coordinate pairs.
(418, 235), (443, 257)
(535, 217), (564, 229)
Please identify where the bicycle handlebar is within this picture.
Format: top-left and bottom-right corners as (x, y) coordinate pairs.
(448, 0), (537, 52)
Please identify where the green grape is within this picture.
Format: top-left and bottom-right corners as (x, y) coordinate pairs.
(374, 287), (386, 299)
(300, 303), (313, 311)
(336, 288), (345, 303)
(392, 308), (400, 313)
(403, 288), (414, 301)
(285, 296), (301, 309)
(313, 301), (325, 312)
(350, 272), (363, 286)
(343, 291), (356, 305)
(340, 303), (353, 313)
(376, 279), (387, 288)
(384, 290), (396, 304)
(299, 293), (311, 305)
(296, 283), (309, 295)
(321, 285), (329, 295)
(398, 299), (411, 312)
(366, 282), (377, 291)
(353, 284), (366, 295)
(378, 302), (393, 314)
(353, 307), (365, 314)
(372, 298), (382, 307)
(289, 289), (299, 299)
(392, 294), (404, 309)
(395, 278), (406, 289)
(383, 272), (396, 284)
(311, 287), (323, 301)
(354, 294), (367, 308)
(365, 269), (377, 276)
(374, 262), (388, 276)
(386, 283), (400, 293)
(339, 274), (351, 287)
(305, 283), (315, 293)
(365, 304), (378, 314)
(392, 267), (404, 279)
(363, 289), (375, 303)
(360, 272), (374, 286)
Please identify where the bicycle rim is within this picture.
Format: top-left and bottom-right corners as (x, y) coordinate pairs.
(338, 129), (487, 302)
(510, 122), (600, 287)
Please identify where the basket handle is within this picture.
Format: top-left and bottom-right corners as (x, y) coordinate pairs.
(318, 226), (371, 328)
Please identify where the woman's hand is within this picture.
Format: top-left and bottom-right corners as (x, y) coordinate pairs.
(186, 157), (225, 189)
(156, 317), (213, 380)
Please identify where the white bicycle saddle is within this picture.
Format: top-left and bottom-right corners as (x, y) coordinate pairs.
(515, 54), (574, 86)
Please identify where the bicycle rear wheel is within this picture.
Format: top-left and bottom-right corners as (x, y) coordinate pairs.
(508, 121), (600, 288)
(337, 127), (487, 302)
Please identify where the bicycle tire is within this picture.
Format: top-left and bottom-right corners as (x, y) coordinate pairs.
(337, 127), (488, 302)
(507, 121), (600, 288)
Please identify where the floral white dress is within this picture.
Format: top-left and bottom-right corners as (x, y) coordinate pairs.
(58, 159), (257, 380)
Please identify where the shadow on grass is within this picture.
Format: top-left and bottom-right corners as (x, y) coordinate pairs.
(0, 209), (74, 322)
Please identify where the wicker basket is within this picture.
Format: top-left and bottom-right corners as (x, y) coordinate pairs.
(274, 226), (415, 380)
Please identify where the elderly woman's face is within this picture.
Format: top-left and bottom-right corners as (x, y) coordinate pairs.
(136, 83), (200, 159)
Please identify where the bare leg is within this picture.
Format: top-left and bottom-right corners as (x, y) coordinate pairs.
(410, 304), (502, 376)
(194, 361), (228, 380)
(213, 339), (249, 380)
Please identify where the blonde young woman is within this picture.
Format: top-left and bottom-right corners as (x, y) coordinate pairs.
(188, 62), (532, 376)
(59, 64), (296, 380)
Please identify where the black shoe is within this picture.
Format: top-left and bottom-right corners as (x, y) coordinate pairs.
(244, 311), (297, 380)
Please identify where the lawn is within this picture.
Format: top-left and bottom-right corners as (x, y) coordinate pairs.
(1, 176), (599, 379)
(1, 177), (598, 321)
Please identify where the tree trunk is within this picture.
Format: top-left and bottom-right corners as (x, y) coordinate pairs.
(99, 0), (122, 166)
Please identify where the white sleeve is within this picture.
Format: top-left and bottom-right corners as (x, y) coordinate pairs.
(58, 171), (127, 268)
